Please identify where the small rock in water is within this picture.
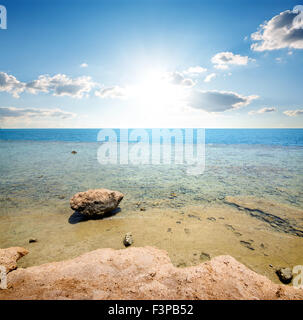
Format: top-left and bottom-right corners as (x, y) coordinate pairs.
(140, 207), (146, 211)
(169, 192), (177, 199)
(29, 238), (37, 243)
(123, 232), (133, 247)
(276, 267), (293, 284)
(71, 151), (77, 154)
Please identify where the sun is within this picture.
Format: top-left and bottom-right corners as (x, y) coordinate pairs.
(126, 70), (188, 110)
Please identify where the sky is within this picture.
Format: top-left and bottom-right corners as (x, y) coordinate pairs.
(0, 0), (303, 128)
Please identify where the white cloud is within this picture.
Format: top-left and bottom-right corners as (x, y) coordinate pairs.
(166, 71), (196, 87)
(181, 78), (195, 87)
(184, 66), (207, 74)
(211, 52), (252, 69)
(0, 72), (95, 98)
(26, 74), (95, 98)
(249, 107), (276, 115)
(94, 70), (196, 101)
(95, 86), (127, 98)
(251, 6), (303, 51)
(214, 64), (229, 70)
(204, 73), (216, 82)
(80, 63), (88, 68)
(0, 107), (76, 120)
(283, 109), (303, 116)
(0, 72), (25, 98)
(188, 90), (259, 112)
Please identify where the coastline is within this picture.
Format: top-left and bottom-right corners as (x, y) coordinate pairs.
(1, 199), (303, 284)
(1, 246), (303, 300)
(1, 131), (303, 298)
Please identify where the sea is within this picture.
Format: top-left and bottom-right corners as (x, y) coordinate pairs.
(1, 128), (302, 282)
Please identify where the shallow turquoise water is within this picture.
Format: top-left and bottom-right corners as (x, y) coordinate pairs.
(0, 140), (302, 217)
(1, 139), (303, 279)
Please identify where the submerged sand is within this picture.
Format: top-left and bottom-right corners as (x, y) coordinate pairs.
(1, 196), (303, 284)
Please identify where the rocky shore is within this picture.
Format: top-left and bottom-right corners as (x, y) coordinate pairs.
(0, 247), (29, 273)
(1, 246), (303, 300)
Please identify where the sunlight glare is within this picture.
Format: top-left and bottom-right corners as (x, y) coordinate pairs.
(127, 70), (188, 111)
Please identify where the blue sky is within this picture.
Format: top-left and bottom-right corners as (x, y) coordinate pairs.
(0, 0), (303, 128)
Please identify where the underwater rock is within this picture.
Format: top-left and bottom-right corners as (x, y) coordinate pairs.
(169, 192), (177, 199)
(0, 247), (29, 273)
(70, 188), (124, 216)
(29, 238), (37, 243)
(71, 151), (77, 154)
(123, 232), (133, 247)
(224, 196), (303, 237)
(276, 267), (293, 284)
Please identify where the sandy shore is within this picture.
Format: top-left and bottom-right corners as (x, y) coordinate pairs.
(1, 197), (303, 284)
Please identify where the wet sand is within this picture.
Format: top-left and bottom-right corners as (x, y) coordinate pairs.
(1, 197), (303, 284)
